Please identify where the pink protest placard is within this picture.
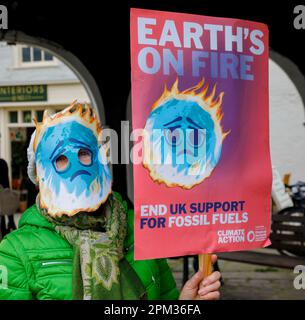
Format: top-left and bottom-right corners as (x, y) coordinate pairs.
(130, 8), (271, 260)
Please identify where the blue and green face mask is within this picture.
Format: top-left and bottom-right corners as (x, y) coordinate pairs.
(33, 104), (112, 217)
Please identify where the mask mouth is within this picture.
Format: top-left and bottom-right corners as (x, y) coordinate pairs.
(70, 170), (91, 182)
(176, 149), (195, 157)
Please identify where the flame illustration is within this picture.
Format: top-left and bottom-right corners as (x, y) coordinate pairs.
(33, 101), (101, 151)
(152, 78), (229, 141)
(143, 78), (230, 189)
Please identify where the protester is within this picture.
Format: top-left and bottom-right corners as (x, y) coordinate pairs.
(0, 103), (221, 300)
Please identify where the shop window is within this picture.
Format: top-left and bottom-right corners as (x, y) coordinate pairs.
(19, 45), (55, 66)
(45, 51), (53, 61)
(22, 110), (32, 123)
(22, 47), (30, 62)
(35, 110), (44, 122)
(9, 111), (18, 123)
(33, 47), (42, 61)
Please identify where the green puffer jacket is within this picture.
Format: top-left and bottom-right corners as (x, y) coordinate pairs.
(0, 199), (179, 300)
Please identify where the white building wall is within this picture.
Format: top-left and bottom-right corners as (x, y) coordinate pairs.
(47, 83), (89, 105)
(269, 59), (305, 183)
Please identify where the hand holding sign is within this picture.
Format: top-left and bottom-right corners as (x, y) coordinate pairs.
(179, 254), (220, 300)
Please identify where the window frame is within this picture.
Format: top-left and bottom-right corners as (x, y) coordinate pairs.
(14, 45), (58, 68)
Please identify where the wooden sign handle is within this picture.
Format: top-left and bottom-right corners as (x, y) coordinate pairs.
(198, 253), (212, 278)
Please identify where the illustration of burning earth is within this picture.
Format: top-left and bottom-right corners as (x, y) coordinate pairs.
(143, 78), (229, 189)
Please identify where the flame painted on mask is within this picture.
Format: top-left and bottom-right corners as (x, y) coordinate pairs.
(143, 78), (230, 189)
(33, 102), (112, 217)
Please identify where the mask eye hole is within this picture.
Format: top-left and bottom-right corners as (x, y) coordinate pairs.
(188, 129), (205, 148)
(55, 154), (69, 172)
(78, 148), (92, 166)
(164, 128), (183, 146)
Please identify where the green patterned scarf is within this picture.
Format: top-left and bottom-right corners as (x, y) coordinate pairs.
(37, 192), (147, 300)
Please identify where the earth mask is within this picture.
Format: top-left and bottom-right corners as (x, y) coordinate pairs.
(33, 103), (112, 217)
(143, 79), (229, 189)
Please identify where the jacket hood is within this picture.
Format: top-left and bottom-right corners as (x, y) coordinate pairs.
(19, 204), (54, 230)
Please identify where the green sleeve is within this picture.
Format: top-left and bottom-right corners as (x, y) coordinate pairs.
(0, 236), (33, 300)
(157, 258), (180, 300)
(123, 199), (179, 300)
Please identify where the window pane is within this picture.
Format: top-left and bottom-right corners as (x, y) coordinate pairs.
(23, 111), (32, 123)
(9, 111), (18, 123)
(22, 47), (31, 62)
(33, 48), (42, 61)
(36, 110), (44, 122)
(44, 51), (53, 61)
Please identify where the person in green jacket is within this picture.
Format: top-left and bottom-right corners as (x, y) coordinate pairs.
(0, 103), (221, 300)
